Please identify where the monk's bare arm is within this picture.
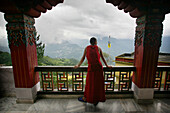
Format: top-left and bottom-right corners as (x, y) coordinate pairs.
(99, 47), (109, 67)
(74, 47), (87, 68)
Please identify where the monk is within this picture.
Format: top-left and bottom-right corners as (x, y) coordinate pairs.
(74, 37), (112, 106)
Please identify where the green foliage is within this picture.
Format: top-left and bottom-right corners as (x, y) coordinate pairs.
(0, 51), (12, 66)
(102, 52), (113, 64)
(38, 56), (79, 66)
(0, 50), (79, 66)
(36, 34), (45, 65)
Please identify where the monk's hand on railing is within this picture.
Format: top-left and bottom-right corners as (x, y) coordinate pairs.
(107, 65), (112, 69)
(74, 65), (79, 69)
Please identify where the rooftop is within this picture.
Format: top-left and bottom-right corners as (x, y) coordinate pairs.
(116, 52), (170, 63)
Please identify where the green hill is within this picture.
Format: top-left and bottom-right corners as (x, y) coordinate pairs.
(39, 56), (79, 66)
(0, 51), (79, 66)
(0, 51), (12, 66)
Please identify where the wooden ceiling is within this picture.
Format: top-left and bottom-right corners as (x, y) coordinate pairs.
(106, 0), (170, 18)
(0, 0), (170, 18)
(0, 0), (64, 18)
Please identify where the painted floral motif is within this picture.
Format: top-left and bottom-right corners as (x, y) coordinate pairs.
(5, 14), (36, 48)
(135, 14), (164, 48)
(8, 30), (25, 47)
(135, 30), (144, 47)
(144, 31), (161, 47)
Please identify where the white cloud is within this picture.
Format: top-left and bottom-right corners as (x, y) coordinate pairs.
(0, 13), (8, 47)
(0, 27), (7, 38)
(163, 14), (170, 37)
(0, 12), (7, 39)
(0, 0), (170, 46)
(35, 0), (136, 44)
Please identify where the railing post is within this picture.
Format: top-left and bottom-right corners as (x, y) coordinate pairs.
(132, 9), (165, 104)
(4, 14), (39, 103)
(164, 71), (170, 90)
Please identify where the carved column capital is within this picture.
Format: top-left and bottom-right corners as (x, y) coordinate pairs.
(135, 12), (165, 48)
(5, 14), (36, 48)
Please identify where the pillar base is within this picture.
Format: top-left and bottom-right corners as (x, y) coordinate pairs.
(134, 98), (153, 104)
(16, 98), (36, 104)
(132, 82), (154, 104)
(15, 82), (40, 103)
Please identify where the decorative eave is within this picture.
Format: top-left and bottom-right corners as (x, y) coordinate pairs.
(0, 0), (64, 18)
(106, 0), (170, 18)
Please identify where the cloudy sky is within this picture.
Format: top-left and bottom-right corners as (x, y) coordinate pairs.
(0, 0), (170, 45)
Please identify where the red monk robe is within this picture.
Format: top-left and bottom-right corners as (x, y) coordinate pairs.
(84, 45), (106, 103)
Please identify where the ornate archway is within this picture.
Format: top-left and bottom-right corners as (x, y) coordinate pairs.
(0, 0), (170, 103)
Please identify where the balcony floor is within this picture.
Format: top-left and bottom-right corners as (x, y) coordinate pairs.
(0, 97), (170, 113)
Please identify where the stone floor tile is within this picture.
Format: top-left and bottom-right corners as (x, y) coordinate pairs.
(0, 97), (170, 113)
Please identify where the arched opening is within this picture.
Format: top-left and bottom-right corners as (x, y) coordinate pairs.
(0, 0), (170, 105)
(161, 14), (170, 53)
(0, 12), (8, 51)
(34, 0), (136, 66)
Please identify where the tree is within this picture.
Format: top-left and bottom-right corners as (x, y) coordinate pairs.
(0, 51), (12, 66)
(36, 34), (45, 65)
(102, 52), (113, 65)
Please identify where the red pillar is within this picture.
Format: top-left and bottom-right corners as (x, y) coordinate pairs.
(132, 12), (165, 103)
(5, 14), (39, 103)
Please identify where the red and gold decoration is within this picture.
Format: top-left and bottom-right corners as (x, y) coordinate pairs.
(5, 14), (39, 88)
(154, 71), (163, 90)
(119, 71), (132, 91)
(164, 71), (170, 90)
(41, 72), (54, 91)
(5, 14), (36, 47)
(133, 11), (165, 88)
(104, 72), (115, 91)
(57, 72), (68, 91)
(72, 72), (84, 91)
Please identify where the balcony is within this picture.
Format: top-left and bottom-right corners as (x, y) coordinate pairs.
(0, 66), (170, 112)
(34, 66), (170, 98)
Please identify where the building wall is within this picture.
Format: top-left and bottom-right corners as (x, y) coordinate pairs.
(0, 66), (15, 97)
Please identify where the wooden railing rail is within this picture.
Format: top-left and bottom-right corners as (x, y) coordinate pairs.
(34, 66), (170, 92)
(35, 66), (136, 92)
(154, 66), (170, 91)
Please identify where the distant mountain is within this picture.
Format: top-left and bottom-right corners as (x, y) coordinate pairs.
(69, 37), (134, 59)
(0, 46), (10, 53)
(44, 41), (84, 60)
(0, 38), (10, 53)
(47, 36), (169, 61)
(43, 37), (135, 62)
(0, 36), (169, 62)
(97, 37), (134, 59)
(160, 37), (170, 53)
